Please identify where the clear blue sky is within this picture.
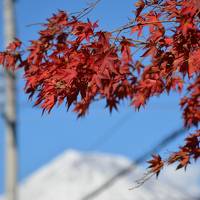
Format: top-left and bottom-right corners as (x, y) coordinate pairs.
(0, 0), (192, 194)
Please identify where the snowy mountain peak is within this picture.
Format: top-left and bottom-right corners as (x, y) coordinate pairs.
(1, 150), (200, 200)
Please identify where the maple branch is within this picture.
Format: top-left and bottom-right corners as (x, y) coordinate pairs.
(75, 0), (101, 19)
(129, 172), (154, 190)
(112, 19), (177, 34)
(26, 0), (101, 27)
(1, 2), (199, 190)
(114, 17), (200, 34)
(110, 36), (147, 45)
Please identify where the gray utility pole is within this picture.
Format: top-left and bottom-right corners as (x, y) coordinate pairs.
(0, 69), (5, 113)
(3, 0), (18, 200)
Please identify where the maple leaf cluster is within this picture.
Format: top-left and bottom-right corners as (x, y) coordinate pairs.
(0, 11), (136, 116)
(168, 130), (200, 169)
(148, 130), (199, 177)
(131, 0), (200, 175)
(0, 0), (199, 175)
(0, 39), (22, 70)
(147, 154), (164, 177)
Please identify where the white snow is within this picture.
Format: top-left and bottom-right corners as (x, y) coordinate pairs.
(1, 150), (200, 200)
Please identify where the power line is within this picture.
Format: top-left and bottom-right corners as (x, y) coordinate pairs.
(85, 102), (182, 151)
(85, 111), (134, 150)
(81, 127), (187, 200)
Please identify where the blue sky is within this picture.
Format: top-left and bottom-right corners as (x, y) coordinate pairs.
(0, 0), (197, 194)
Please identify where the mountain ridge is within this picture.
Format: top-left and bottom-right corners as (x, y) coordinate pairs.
(1, 150), (200, 200)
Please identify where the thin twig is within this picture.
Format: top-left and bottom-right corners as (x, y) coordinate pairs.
(112, 20), (177, 34)
(75, 0), (101, 19)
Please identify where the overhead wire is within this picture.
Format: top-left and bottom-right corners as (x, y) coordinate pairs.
(84, 101), (181, 151)
(85, 111), (134, 151)
(81, 127), (187, 200)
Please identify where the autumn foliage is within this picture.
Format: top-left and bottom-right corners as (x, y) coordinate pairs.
(0, 0), (199, 176)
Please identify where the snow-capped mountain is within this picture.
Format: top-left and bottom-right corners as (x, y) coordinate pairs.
(1, 150), (200, 200)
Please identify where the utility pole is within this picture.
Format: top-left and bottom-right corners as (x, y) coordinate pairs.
(3, 0), (18, 200)
(0, 69), (5, 113)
